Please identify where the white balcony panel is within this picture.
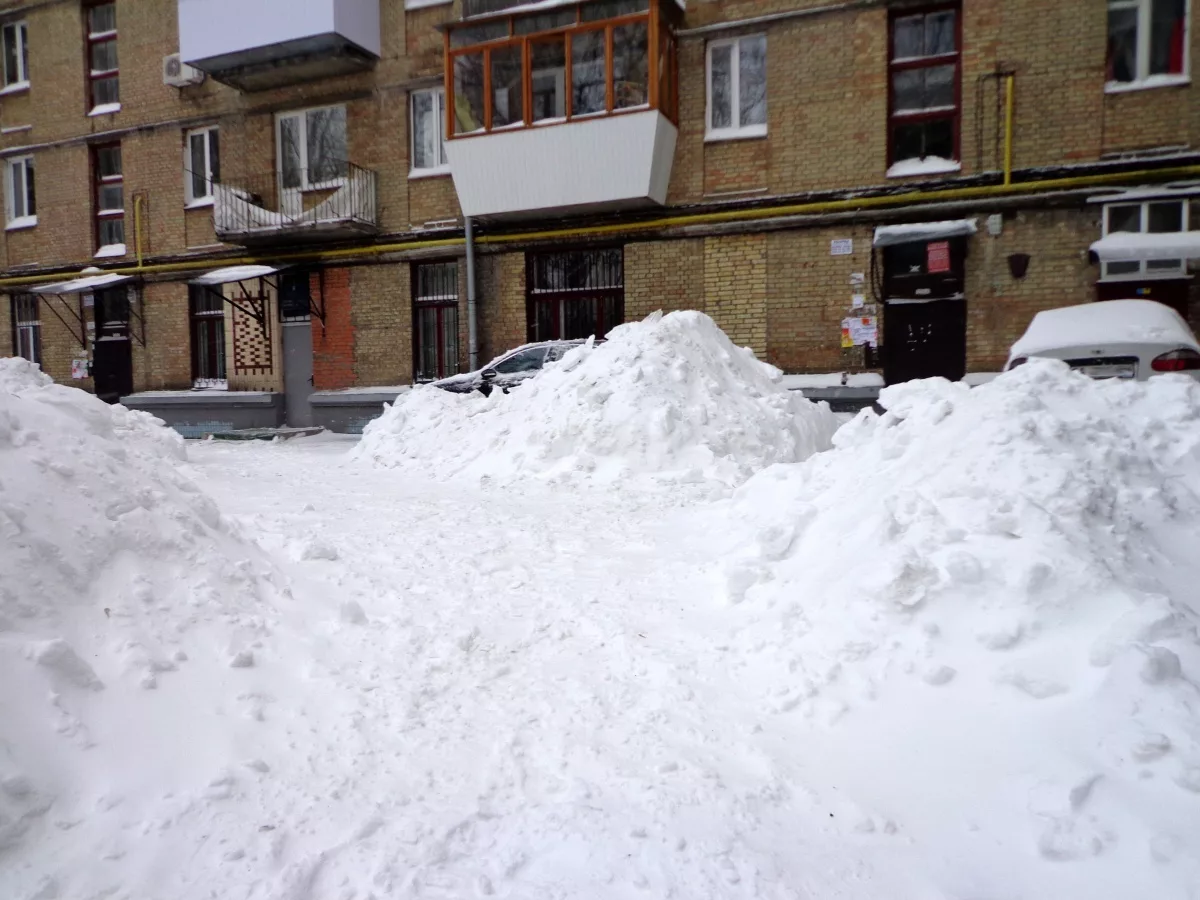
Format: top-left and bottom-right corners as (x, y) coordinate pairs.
(445, 110), (677, 220)
(179, 0), (380, 64)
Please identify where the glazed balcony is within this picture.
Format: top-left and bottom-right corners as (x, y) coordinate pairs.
(212, 162), (379, 246)
(442, 0), (680, 220)
(178, 0), (380, 91)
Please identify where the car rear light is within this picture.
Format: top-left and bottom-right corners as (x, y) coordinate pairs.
(1151, 348), (1200, 372)
(1007, 357), (1027, 370)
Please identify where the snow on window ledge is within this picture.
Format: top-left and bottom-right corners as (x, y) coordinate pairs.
(1105, 74), (1190, 94)
(94, 242), (127, 259)
(184, 197), (215, 210)
(887, 156), (962, 179)
(704, 124), (768, 144)
(88, 102), (122, 117)
(5, 215), (37, 231)
(0, 80), (30, 96)
(404, 0), (452, 8)
(409, 165), (452, 181)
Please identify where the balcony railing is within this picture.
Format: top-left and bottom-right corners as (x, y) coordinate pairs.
(212, 162), (379, 245)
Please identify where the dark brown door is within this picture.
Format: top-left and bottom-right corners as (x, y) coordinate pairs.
(884, 299), (967, 384)
(91, 287), (132, 403)
(1096, 278), (1191, 320)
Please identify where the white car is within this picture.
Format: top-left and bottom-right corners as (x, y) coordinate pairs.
(1005, 300), (1200, 381)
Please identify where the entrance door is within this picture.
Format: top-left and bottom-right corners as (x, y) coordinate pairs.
(1096, 278), (1192, 321)
(884, 299), (967, 384)
(283, 322), (314, 427)
(91, 287), (133, 403)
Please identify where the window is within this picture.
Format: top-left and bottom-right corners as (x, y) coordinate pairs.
(410, 88), (448, 174)
(185, 127), (220, 205)
(278, 106), (347, 190)
(5, 155), (35, 228)
(1107, 0), (1188, 86)
(11, 293), (40, 366)
(706, 35), (767, 140)
(2, 20), (28, 90)
(413, 260), (460, 381)
(527, 248), (624, 342)
(445, 0), (677, 136)
(86, 2), (119, 111)
(93, 143), (124, 253)
(189, 285), (226, 386)
(1102, 198), (1189, 278)
(888, 6), (960, 175)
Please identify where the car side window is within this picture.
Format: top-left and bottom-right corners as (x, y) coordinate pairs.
(492, 347), (546, 375)
(545, 344), (575, 363)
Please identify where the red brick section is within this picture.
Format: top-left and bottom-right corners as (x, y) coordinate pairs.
(312, 268), (356, 390)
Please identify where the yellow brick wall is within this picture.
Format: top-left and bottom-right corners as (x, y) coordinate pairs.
(352, 263), (411, 385)
(478, 251), (526, 362)
(626, 239), (705, 320)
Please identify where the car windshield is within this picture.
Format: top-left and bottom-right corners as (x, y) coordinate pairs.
(492, 347), (546, 375)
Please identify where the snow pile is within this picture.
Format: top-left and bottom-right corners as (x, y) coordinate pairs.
(355, 311), (838, 486)
(710, 359), (1200, 895)
(0, 359), (285, 883)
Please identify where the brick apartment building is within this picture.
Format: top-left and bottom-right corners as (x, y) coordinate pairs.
(0, 0), (1198, 431)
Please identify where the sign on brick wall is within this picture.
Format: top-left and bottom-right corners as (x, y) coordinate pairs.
(927, 241), (951, 273)
(831, 238), (854, 256)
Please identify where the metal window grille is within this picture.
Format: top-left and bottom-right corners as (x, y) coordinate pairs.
(189, 284), (226, 385)
(527, 248), (624, 342)
(413, 261), (460, 381)
(12, 293), (40, 365)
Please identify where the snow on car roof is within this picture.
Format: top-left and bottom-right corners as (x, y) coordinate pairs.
(1010, 300), (1198, 357)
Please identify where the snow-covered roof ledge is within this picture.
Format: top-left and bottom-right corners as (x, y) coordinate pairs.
(1089, 231), (1200, 261)
(873, 219), (977, 248)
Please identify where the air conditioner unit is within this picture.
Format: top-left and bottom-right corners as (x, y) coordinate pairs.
(163, 53), (205, 88)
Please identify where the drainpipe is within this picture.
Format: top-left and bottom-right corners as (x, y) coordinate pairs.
(465, 215), (479, 370)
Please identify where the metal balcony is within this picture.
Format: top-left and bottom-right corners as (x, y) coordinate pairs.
(212, 162), (379, 246)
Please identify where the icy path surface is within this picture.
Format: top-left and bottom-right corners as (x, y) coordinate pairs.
(169, 437), (877, 899)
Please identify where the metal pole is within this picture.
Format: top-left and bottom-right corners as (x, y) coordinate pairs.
(465, 216), (479, 370)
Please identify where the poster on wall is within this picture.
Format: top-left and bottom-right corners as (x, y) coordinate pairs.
(71, 358), (89, 379)
(927, 241), (951, 273)
(842, 316), (879, 348)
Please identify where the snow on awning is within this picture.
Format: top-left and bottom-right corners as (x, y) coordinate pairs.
(30, 273), (133, 294)
(1089, 231), (1200, 262)
(873, 219), (978, 248)
(188, 264), (285, 286)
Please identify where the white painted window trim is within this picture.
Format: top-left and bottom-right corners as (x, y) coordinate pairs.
(410, 88), (450, 178)
(1106, 0), (1192, 91)
(1100, 197), (1190, 279)
(2, 20), (28, 90)
(705, 35), (768, 142)
(276, 105), (348, 193)
(5, 154), (34, 228)
(184, 125), (219, 205)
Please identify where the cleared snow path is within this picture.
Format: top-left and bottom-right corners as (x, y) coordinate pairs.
(153, 436), (913, 900)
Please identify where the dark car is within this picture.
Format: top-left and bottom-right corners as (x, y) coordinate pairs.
(431, 340), (586, 395)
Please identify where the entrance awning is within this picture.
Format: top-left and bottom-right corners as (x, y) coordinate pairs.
(1089, 231), (1200, 262)
(873, 219), (978, 248)
(189, 264), (285, 286)
(29, 273), (134, 294)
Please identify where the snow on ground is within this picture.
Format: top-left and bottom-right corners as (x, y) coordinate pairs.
(4, 353), (1200, 900)
(354, 311), (838, 488)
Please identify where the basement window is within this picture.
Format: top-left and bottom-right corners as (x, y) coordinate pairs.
(1101, 198), (1189, 279)
(705, 35), (767, 140)
(888, 5), (961, 177)
(1107, 0), (1189, 90)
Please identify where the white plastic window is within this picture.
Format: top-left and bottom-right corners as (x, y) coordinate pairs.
(2, 21), (28, 90)
(277, 106), (348, 191)
(5, 154), (35, 228)
(1107, 0), (1189, 88)
(706, 35), (767, 140)
(410, 89), (448, 175)
(185, 126), (220, 205)
(1102, 198), (1189, 278)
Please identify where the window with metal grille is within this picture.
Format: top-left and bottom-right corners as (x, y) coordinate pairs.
(189, 284), (226, 386)
(11, 293), (40, 365)
(888, 5), (960, 175)
(527, 248), (624, 342)
(86, 2), (118, 111)
(413, 261), (460, 381)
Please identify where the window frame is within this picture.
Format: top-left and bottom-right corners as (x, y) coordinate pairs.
(1, 20), (29, 92)
(11, 293), (41, 366)
(1101, 197), (1191, 280)
(704, 34), (768, 142)
(410, 87), (450, 178)
(1106, 0), (1191, 90)
(188, 284), (227, 387)
(92, 141), (124, 254)
(887, 3), (963, 173)
(412, 260), (461, 382)
(5, 154), (36, 229)
(184, 126), (220, 207)
(275, 105), (349, 192)
(85, 1), (119, 114)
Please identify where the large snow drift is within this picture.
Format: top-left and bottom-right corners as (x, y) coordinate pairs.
(354, 311), (838, 486)
(708, 360), (1200, 896)
(0, 359), (285, 888)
